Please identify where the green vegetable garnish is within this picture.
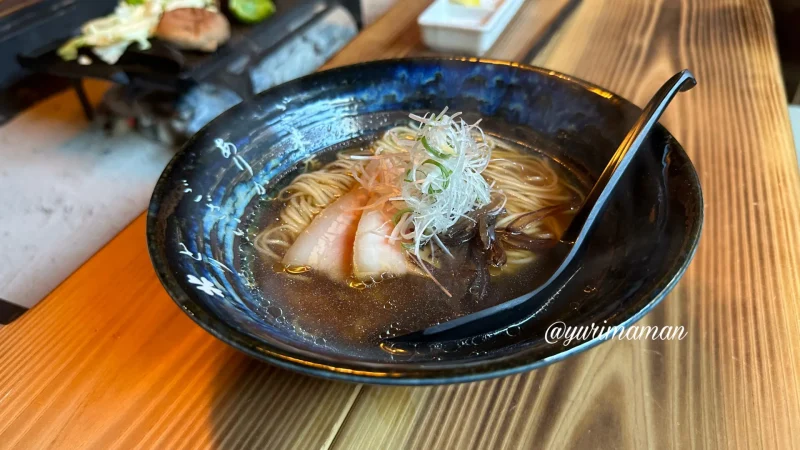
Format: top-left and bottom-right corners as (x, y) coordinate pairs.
(422, 159), (452, 177)
(428, 186), (445, 195)
(392, 208), (413, 224)
(421, 159), (452, 193)
(404, 168), (429, 183)
(57, 37), (87, 61)
(229, 0), (276, 24)
(125, 0), (145, 4)
(420, 136), (451, 159)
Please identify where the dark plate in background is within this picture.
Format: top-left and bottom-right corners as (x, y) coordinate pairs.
(0, 0), (359, 124)
(147, 58), (703, 385)
(15, 0), (347, 94)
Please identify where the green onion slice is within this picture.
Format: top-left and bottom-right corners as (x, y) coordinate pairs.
(420, 136), (451, 159)
(392, 208), (413, 224)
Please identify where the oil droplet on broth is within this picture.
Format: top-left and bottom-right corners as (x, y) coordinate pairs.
(272, 263), (311, 274)
(380, 341), (411, 356)
(285, 265), (311, 274)
(267, 306), (283, 319)
(347, 278), (367, 290)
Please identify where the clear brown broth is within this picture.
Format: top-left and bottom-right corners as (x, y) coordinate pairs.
(241, 140), (583, 360)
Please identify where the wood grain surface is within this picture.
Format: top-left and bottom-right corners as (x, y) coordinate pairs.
(2, 0), (800, 448)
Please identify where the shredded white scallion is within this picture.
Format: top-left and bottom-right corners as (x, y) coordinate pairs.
(402, 108), (492, 257)
(349, 107), (493, 263)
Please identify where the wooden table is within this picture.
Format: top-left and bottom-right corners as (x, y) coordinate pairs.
(3, 0), (800, 448)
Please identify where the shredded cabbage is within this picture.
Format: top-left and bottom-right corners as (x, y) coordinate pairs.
(58, 0), (217, 64)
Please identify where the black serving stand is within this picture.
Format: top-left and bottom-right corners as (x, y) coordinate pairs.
(14, 0), (356, 119)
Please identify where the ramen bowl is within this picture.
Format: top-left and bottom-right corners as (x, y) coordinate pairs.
(147, 58), (702, 385)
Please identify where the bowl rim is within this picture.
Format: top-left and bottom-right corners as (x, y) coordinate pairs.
(147, 56), (704, 385)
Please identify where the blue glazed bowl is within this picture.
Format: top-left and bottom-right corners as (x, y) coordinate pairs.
(147, 58), (703, 385)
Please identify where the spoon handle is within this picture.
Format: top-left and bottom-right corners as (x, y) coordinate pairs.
(560, 70), (697, 245)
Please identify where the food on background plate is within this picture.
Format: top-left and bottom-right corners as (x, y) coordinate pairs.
(228, 0), (276, 24)
(56, 0), (265, 64)
(156, 8), (231, 52)
(58, 0), (218, 63)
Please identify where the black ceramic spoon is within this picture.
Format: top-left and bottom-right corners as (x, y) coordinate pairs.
(388, 69), (697, 345)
